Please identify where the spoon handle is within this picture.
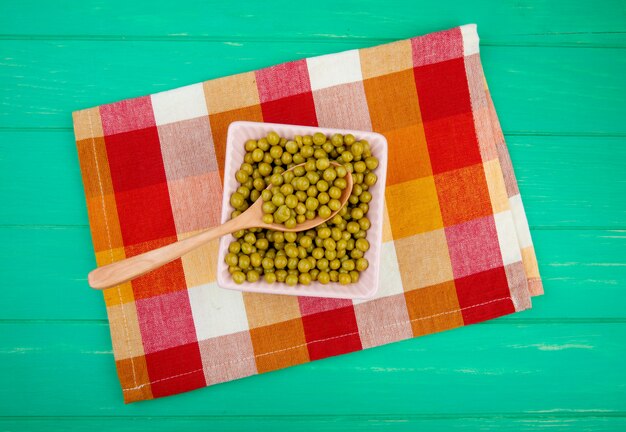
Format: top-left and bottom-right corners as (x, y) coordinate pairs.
(88, 216), (246, 290)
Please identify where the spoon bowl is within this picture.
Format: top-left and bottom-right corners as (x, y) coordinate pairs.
(88, 162), (353, 289)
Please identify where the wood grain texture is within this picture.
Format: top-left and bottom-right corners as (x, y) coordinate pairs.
(0, 0), (625, 430)
(1, 43), (625, 133)
(1, 323), (625, 416)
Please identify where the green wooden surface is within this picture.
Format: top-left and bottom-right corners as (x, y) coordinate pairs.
(0, 0), (624, 430)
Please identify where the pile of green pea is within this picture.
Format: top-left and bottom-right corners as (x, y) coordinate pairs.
(225, 131), (379, 286)
(259, 161), (349, 227)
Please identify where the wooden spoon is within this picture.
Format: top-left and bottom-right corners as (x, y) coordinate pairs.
(88, 162), (353, 290)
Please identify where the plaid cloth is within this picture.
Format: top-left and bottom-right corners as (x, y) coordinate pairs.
(73, 24), (542, 403)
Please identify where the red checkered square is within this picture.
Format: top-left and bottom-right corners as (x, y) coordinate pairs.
(411, 27), (463, 67)
(100, 96), (156, 135)
(261, 92), (318, 126)
(136, 290), (198, 353)
(256, 59), (312, 102)
(445, 215), (503, 279)
(301, 306), (362, 360)
(422, 112), (483, 174)
(145, 342), (206, 398)
(454, 267), (515, 325)
(413, 58), (471, 122)
(105, 126), (168, 192)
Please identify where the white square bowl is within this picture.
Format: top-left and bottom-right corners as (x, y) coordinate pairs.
(217, 121), (388, 300)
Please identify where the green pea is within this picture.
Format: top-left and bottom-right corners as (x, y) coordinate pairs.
(274, 255), (288, 269)
(244, 140), (258, 152)
(341, 151), (354, 163)
(230, 192), (245, 209)
(264, 272), (277, 283)
(257, 138), (269, 151)
(280, 184), (294, 196)
(262, 214), (274, 224)
(225, 253), (239, 266)
(322, 168), (337, 182)
(334, 178), (347, 190)
(253, 178), (265, 191)
(285, 218), (297, 229)
(331, 227), (342, 241)
(285, 140), (299, 154)
(281, 152), (292, 164)
(274, 205), (290, 222)
(364, 172), (377, 186)
(250, 189), (261, 202)
(354, 161), (366, 173)
(300, 145), (313, 158)
(322, 142), (334, 153)
(329, 270), (339, 282)
(338, 273), (351, 285)
(329, 186), (342, 199)
(318, 271), (330, 284)
(356, 238), (370, 252)
(261, 189), (273, 202)
(323, 238), (336, 251)
(314, 148), (327, 160)
(305, 197), (319, 211)
(304, 159), (316, 172)
(313, 132), (326, 145)
(331, 134), (343, 147)
(238, 255), (251, 270)
(251, 148), (264, 162)
(310, 268), (320, 281)
(317, 180), (329, 192)
(299, 235), (313, 248)
(271, 193), (285, 207)
(267, 131), (280, 145)
(360, 191), (372, 203)
(276, 269), (287, 282)
(350, 231), (364, 241)
(350, 271), (359, 283)
(250, 253), (262, 268)
(258, 162), (272, 177)
(328, 199), (341, 211)
(347, 221), (360, 233)
(303, 135), (313, 146)
(318, 205), (331, 219)
(299, 273), (312, 285)
(348, 195), (359, 205)
(318, 192), (330, 204)
(329, 258), (341, 270)
(316, 158), (330, 170)
(341, 259), (355, 271)
(233, 271), (246, 284)
(351, 142), (364, 156)
(256, 238), (269, 250)
(347, 247), (361, 259)
(268, 173), (282, 186)
(365, 157), (379, 170)
(359, 217), (371, 230)
(262, 201), (276, 214)
(285, 194), (298, 209)
(285, 274), (298, 286)
(359, 203), (369, 214)
(297, 259), (311, 273)
(269, 145), (283, 159)
(351, 208), (364, 220)
(295, 190), (307, 202)
(228, 242), (241, 254)
(235, 169), (249, 183)
(261, 257), (274, 270)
